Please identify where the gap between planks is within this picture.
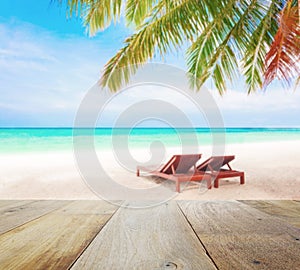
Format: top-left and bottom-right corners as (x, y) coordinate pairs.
(71, 201), (218, 270)
(178, 200), (300, 270)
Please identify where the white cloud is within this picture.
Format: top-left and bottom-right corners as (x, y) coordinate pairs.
(213, 88), (300, 113)
(0, 19), (116, 126)
(95, 81), (300, 127)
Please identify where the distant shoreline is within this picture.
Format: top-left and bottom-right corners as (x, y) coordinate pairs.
(0, 140), (300, 200)
(1, 127), (300, 129)
(1, 127), (300, 154)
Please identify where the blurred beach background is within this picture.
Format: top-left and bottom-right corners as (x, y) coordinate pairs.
(1, 127), (299, 200)
(1, 1), (300, 201)
(1, 127), (300, 153)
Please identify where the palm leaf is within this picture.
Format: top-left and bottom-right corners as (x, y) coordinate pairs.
(243, 0), (281, 93)
(294, 75), (300, 90)
(84, 0), (123, 34)
(264, 0), (300, 87)
(187, 0), (267, 94)
(125, 0), (156, 27)
(100, 0), (210, 91)
(58, 0), (300, 93)
(61, 0), (123, 34)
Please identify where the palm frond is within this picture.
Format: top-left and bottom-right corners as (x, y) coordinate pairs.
(125, 0), (156, 27)
(58, 0), (300, 93)
(243, 0), (281, 93)
(187, 0), (265, 94)
(84, 0), (123, 34)
(100, 0), (209, 91)
(294, 75), (300, 91)
(264, 0), (300, 87)
(62, 0), (123, 34)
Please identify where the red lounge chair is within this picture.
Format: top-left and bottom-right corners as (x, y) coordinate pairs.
(197, 155), (245, 188)
(136, 154), (212, 193)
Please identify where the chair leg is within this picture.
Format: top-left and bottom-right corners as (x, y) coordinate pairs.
(207, 178), (212, 189)
(240, 173), (245, 185)
(214, 178), (219, 188)
(176, 180), (180, 193)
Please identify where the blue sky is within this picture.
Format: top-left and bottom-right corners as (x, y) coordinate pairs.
(0, 0), (300, 127)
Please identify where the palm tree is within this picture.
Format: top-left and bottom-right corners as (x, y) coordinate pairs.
(61, 0), (300, 94)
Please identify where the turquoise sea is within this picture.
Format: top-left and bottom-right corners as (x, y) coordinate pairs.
(0, 128), (300, 153)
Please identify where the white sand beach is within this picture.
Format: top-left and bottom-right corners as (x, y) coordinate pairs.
(0, 140), (299, 200)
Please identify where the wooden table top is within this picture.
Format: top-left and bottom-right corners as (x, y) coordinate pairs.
(0, 200), (299, 270)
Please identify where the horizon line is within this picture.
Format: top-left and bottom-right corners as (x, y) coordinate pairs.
(0, 126), (300, 129)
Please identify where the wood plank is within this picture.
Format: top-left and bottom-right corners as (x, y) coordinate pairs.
(0, 200), (34, 211)
(179, 201), (300, 270)
(0, 200), (120, 270)
(71, 201), (217, 270)
(239, 200), (300, 228)
(0, 200), (25, 207)
(0, 200), (71, 235)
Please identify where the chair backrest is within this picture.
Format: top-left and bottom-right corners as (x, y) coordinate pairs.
(197, 155), (235, 172)
(160, 154), (202, 174)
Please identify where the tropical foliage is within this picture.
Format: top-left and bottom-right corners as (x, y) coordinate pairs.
(60, 0), (300, 94)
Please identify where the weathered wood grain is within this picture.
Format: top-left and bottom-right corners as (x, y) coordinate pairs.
(239, 200), (300, 228)
(0, 200), (119, 270)
(71, 201), (217, 270)
(0, 201), (70, 235)
(0, 200), (33, 211)
(179, 201), (300, 270)
(0, 200), (70, 235)
(0, 200), (29, 208)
